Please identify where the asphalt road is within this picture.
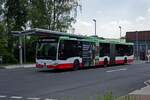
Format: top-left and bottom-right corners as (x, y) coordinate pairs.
(0, 63), (150, 100)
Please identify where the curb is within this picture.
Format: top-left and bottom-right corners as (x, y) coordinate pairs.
(133, 60), (146, 64)
(125, 80), (150, 100)
(0, 64), (35, 69)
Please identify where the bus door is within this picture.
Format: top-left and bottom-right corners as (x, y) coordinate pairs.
(110, 44), (115, 64)
(95, 42), (100, 65)
(82, 42), (95, 67)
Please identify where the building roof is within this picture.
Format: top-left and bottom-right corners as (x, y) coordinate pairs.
(126, 31), (150, 41)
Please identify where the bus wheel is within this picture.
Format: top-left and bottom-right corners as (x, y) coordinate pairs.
(104, 59), (108, 67)
(73, 60), (80, 70)
(124, 58), (128, 64)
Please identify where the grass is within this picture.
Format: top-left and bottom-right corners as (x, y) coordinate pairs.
(90, 92), (139, 100)
(103, 92), (115, 100)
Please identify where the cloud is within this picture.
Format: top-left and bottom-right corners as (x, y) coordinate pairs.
(97, 11), (103, 15)
(73, 20), (93, 35)
(136, 16), (145, 22)
(79, 21), (92, 26)
(118, 20), (132, 25)
(97, 20), (133, 38)
(148, 8), (150, 13)
(73, 19), (134, 38)
(72, 0), (150, 38)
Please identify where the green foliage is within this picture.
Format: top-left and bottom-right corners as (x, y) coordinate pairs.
(5, 0), (28, 31)
(0, 23), (18, 63)
(28, 0), (81, 32)
(0, 0), (81, 64)
(2, 52), (17, 63)
(104, 92), (114, 100)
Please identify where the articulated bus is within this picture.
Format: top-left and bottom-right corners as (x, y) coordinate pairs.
(36, 34), (134, 70)
(13, 28), (133, 70)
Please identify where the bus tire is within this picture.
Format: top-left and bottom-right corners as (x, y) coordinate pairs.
(73, 59), (80, 70)
(124, 58), (128, 64)
(104, 59), (108, 67)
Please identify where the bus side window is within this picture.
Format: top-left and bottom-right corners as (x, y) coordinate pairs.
(58, 40), (65, 59)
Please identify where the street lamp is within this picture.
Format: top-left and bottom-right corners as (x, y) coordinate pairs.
(93, 19), (96, 36)
(119, 26), (122, 40)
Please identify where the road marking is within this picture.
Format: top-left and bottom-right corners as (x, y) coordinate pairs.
(45, 99), (57, 100)
(10, 96), (23, 99)
(106, 68), (127, 73)
(27, 97), (41, 100)
(0, 95), (6, 98)
(144, 80), (150, 86)
(0, 94), (57, 100)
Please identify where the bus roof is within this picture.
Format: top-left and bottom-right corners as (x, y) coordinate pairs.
(59, 36), (133, 45)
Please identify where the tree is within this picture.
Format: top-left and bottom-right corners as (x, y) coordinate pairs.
(0, 0), (28, 63)
(0, 22), (18, 63)
(29, 0), (81, 32)
(0, 0), (5, 16)
(0, 0), (81, 64)
(4, 0), (28, 31)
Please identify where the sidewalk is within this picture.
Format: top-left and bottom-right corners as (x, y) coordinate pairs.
(0, 64), (35, 69)
(117, 80), (150, 100)
(128, 81), (150, 100)
(133, 60), (146, 64)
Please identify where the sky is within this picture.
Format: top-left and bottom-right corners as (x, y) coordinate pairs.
(72, 0), (150, 38)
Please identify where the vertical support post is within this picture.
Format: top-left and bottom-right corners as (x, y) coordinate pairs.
(23, 35), (26, 64)
(93, 19), (96, 36)
(136, 31), (139, 60)
(119, 26), (122, 42)
(19, 34), (23, 65)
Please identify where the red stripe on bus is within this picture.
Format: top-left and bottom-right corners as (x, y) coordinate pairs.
(80, 63), (84, 68)
(128, 59), (134, 64)
(36, 64), (43, 68)
(47, 63), (73, 69)
(57, 64), (74, 69)
(38, 63), (83, 70)
(99, 61), (104, 65)
(115, 59), (134, 64)
(115, 60), (124, 64)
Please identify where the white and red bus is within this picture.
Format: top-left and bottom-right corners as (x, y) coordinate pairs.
(34, 29), (134, 70)
(12, 28), (134, 70)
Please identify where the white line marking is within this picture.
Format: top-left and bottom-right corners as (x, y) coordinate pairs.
(45, 99), (57, 100)
(144, 80), (150, 86)
(27, 97), (40, 100)
(10, 96), (23, 99)
(106, 68), (127, 73)
(0, 95), (6, 98)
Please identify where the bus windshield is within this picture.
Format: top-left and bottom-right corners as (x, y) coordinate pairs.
(36, 40), (58, 60)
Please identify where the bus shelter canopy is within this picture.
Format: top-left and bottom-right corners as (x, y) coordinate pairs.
(12, 28), (85, 39)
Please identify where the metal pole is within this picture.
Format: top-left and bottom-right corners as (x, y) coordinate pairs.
(146, 41), (148, 61)
(23, 35), (26, 64)
(19, 34), (23, 65)
(119, 26), (122, 41)
(93, 19), (96, 36)
(145, 33), (148, 61)
(136, 31), (139, 60)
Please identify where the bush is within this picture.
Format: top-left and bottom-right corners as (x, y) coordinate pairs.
(2, 53), (18, 64)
